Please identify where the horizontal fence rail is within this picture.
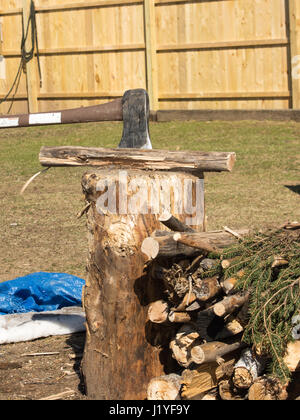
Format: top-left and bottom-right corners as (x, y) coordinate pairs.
(0, 0), (299, 114)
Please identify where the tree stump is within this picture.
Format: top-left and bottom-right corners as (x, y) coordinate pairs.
(81, 168), (204, 399)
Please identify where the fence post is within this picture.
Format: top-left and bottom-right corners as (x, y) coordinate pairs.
(288, 0), (300, 109)
(22, 0), (39, 113)
(144, 0), (158, 111)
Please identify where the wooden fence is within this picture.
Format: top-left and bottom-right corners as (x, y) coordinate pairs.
(1, 0), (300, 114)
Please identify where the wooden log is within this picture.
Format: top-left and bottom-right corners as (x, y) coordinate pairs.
(193, 275), (221, 302)
(220, 269), (245, 294)
(141, 229), (248, 260)
(39, 146), (236, 173)
(213, 291), (250, 317)
(148, 300), (170, 324)
(271, 255), (289, 268)
(181, 351), (240, 399)
(169, 324), (200, 368)
(190, 335), (244, 365)
(283, 341), (300, 372)
(248, 375), (288, 400)
(214, 315), (244, 340)
(199, 258), (219, 271)
(158, 213), (195, 233)
(147, 374), (182, 400)
(221, 257), (238, 269)
(173, 232), (221, 255)
(81, 168), (204, 400)
(232, 348), (265, 389)
(168, 311), (192, 323)
(218, 379), (246, 400)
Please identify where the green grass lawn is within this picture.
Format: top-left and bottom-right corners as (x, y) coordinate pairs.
(0, 120), (299, 282)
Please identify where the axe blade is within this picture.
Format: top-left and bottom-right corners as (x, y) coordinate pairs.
(118, 89), (152, 150)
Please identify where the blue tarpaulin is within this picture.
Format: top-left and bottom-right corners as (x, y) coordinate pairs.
(0, 272), (85, 315)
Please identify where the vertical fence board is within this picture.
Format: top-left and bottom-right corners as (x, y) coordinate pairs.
(289, 0), (300, 108)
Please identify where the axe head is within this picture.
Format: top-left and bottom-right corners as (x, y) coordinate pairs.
(118, 89), (152, 149)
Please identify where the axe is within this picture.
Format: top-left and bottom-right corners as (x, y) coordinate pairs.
(0, 88), (152, 149)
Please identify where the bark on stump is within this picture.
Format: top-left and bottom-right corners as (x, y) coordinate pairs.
(81, 168), (204, 400)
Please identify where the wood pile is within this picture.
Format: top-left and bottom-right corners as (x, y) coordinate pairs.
(143, 220), (300, 401)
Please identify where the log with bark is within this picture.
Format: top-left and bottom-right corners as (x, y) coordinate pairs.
(39, 146), (236, 173)
(190, 335), (245, 365)
(141, 229), (249, 260)
(212, 291), (250, 317)
(232, 348), (265, 390)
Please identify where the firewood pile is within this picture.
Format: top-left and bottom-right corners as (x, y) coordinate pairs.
(144, 219), (300, 400)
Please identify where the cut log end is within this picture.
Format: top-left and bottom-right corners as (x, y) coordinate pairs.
(233, 367), (253, 389)
(148, 300), (169, 324)
(147, 374), (182, 400)
(141, 237), (159, 260)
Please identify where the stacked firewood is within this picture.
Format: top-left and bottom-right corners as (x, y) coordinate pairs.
(143, 217), (300, 401)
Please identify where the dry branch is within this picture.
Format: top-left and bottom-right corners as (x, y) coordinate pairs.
(39, 146), (236, 173)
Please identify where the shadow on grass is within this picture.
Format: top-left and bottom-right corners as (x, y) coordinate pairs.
(285, 185), (300, 195)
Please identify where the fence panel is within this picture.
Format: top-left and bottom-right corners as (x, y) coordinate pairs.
(0, 0), (299, 113)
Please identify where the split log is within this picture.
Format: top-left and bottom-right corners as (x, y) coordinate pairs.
(232, 348), (265, 389)
(181, 351), (240, 399)
(141, 229), (248, 260)
(213, 291), (250, 317)
(147, 374), (182, 400)
(190, 335), (244, 365)
(158, 213), (195, 233)
(81, 168), (204, 400)
(248, 375), (288, 400)
(148, 300), (170, 324)
(218, 379), (245, 400)
(39, 146), (236, 173)
(283, 341), (300, 373)
(169, 324), (200, 368)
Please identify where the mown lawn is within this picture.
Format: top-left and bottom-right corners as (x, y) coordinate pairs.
(0, 120), (299, 282)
